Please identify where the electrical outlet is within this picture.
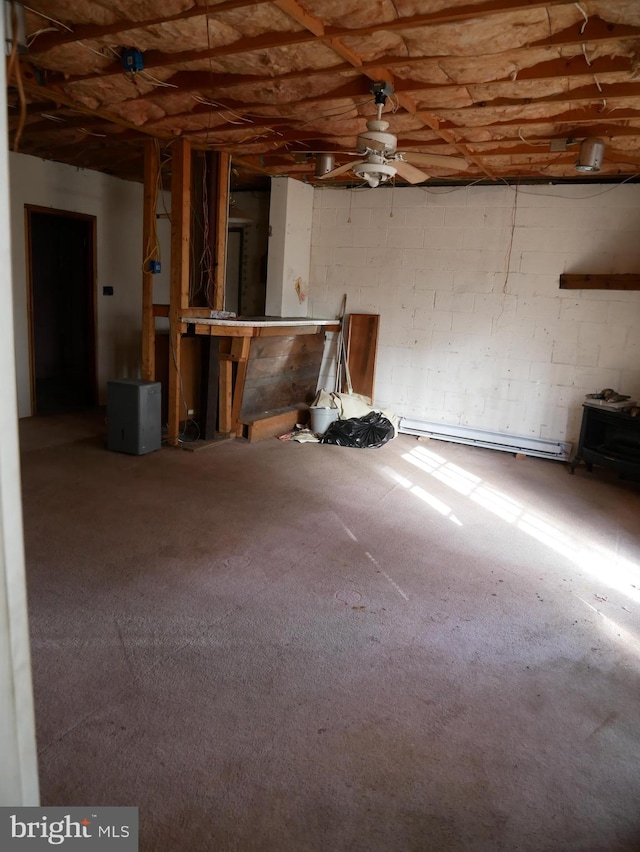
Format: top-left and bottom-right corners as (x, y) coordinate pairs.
(187, 409), (194, 416)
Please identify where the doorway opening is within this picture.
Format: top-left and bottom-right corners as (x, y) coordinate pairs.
(225, 189), (270, 316)
(26, 206), (97, 415)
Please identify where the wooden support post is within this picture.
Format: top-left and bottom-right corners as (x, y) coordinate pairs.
(230, 336), (251, 434)
(213, 152), (230, 311)
(168, 139), (192, 446)
(219, 358), (234, 435)
(142, 139), (159, 381)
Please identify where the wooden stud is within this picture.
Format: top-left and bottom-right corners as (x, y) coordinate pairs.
(168, 139), (192, 446)
(142, 139), (160, 382)
(218, 359), (234, 435)
(230, 336), (251, 434)
(213, 152), (230, 311)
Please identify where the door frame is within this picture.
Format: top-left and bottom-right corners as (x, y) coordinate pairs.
(24, 205), (98, 415)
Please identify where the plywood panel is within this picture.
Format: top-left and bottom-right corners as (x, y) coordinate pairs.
(346, 313), (379, 403)
(241, 376), (319, 416)
(240, 333), (323, 420)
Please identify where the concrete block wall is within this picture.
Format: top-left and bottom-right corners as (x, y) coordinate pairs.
(309, 183), (640, 446)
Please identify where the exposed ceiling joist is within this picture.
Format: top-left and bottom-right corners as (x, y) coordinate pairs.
(10, 0), (640, 186)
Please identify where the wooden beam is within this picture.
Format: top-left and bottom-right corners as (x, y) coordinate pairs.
(88, 38), (635, 109)
(230, 337), (251, 434)
(103, 57), (634, 143)
(213, 153), (230, 311)
(168, 139), (192, 446)
(274, 0), (325, 36)
(218, 359), (234, 435)
(463, 80), (640, 111)
(27, 0), (265, 53)
(242, 408), (306, 442)
(447, 106), (640, 133)
(142, 139), (160, 382)
(560, 274), (640, 291)
(59, 0), (589, 84)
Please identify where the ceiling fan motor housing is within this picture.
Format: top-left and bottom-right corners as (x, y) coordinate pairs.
(357, 121), (397, 156)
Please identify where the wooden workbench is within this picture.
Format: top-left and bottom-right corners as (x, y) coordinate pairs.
(183, 316), (340, 441)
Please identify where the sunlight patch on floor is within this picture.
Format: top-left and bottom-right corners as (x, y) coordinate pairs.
(382, 444), (640, 605)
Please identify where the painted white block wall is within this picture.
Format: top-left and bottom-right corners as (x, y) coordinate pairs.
(266, 176), (313, 317)
(9, 153), (172, 417)
(310, 183), (640, 446)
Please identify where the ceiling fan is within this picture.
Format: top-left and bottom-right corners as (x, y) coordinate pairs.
(317, 82), (469, 187)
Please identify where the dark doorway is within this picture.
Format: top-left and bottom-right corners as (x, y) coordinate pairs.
(225, 227), (244, 314)
(26, 207), (97, 415)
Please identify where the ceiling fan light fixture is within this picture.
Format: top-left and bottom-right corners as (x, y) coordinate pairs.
(575, 138), (604, 172)
(352, 160), (396, 187)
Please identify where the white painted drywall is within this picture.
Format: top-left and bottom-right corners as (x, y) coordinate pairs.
(266, 177), (313, 317)
(0, 13), (40, 805)
(310, 183), (640, 446)
(9, 153), (172, 416)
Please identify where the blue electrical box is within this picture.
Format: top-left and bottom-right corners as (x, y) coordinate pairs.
(121, 48), (144, 73)
(148, 260), (161, 274)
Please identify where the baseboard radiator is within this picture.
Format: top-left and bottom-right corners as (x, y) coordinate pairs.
(399, 417), (572, 462)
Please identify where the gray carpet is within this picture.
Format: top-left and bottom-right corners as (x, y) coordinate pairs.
(19, 412), (640, 851)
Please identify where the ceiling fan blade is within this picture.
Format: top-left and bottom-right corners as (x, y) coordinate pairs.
(319, 160), (364, 180)
(400, 151), (469, 170)
(393, 159), (430, 185)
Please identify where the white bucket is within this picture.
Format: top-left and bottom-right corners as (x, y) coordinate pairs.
(309, 406), (339, 435)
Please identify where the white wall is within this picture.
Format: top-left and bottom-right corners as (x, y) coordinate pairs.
(0, 13), (39, 805)
(266, 177), (313, 317)
(310, 183), (640, 446)
(9, 153), (172, 416)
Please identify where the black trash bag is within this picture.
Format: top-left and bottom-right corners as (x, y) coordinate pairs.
(320, 411), (395, 449)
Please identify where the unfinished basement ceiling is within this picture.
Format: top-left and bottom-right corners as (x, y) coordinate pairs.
(5, 0), (640, 186)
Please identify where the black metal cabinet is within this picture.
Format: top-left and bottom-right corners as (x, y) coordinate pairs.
(569, 404), (640, 478)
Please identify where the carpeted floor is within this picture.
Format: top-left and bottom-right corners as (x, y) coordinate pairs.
(19, 412), (640, 851)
